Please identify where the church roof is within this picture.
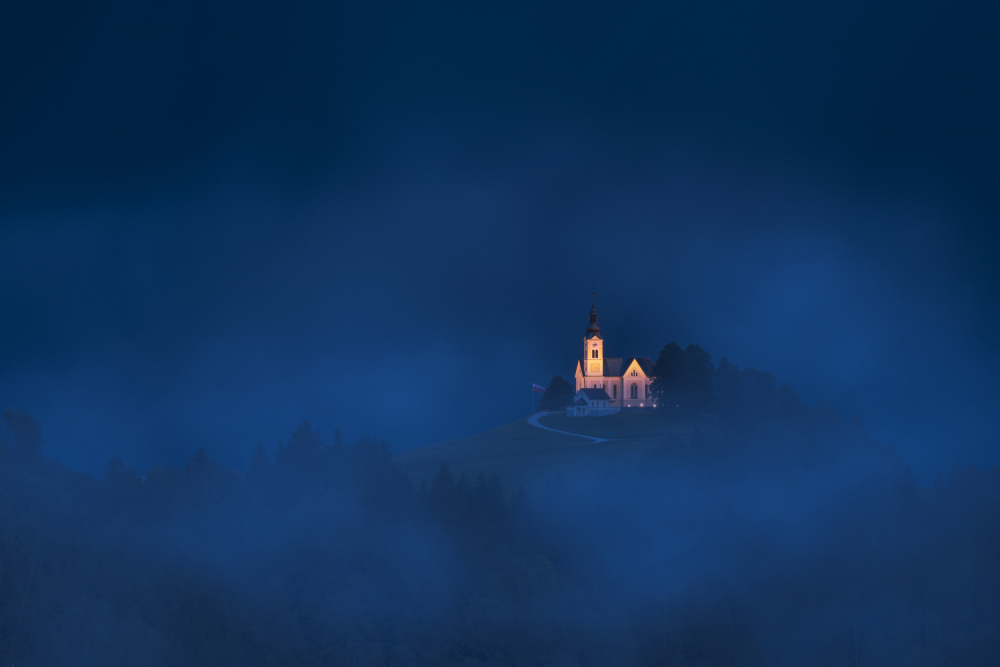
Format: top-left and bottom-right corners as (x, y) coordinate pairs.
(578, 357), (656, 378)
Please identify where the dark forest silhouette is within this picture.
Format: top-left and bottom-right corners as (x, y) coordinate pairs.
(541, 341), (863, 448)
(1, 342), (999, 665)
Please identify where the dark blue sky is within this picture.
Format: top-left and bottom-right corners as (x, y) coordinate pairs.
(1, 0), (998, 479)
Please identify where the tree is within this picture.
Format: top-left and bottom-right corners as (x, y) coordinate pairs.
(186, 445), (215, 475)
(248, 443), (270, 487)
(715, 359), (786, 428)
(330, 428), (344, 450)
(679, 344), (715, 413)
(277, 419), (324, 470)
(184, 446), (231, 506)
(651, 343), (715, 415)
(777, 383), (805, 423)
(650, 342), (684, 411)
(538, 376), (575, 411)
(714, 357), (742, 417)
(428, 463), (456, 519)
(473, 472), (505, 528)
(740, 367), (779, 422)
(0, 409), (44, 462)
(104, 455), (142, 500)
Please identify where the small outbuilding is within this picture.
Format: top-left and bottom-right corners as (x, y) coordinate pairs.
(566, 388), (620, 417)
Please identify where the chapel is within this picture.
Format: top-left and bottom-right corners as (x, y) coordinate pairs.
(573, 294), (656, 409)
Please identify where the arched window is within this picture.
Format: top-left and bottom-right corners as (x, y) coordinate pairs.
(591, 349), (598, 358)
(612, 384), (617, 399)
(630, 383), (638, 399)
(644, 384), (648, 399)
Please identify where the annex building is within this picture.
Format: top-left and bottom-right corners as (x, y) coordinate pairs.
(570, 294), (655, 415)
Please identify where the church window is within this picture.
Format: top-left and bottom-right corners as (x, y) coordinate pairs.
(591, 349), (598, 358)
(644, 384), (648, 399)
(630, 383), (638, 399)
(613, 385), (617, 399)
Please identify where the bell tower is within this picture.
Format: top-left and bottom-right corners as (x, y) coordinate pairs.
(583, 291), (603, 377)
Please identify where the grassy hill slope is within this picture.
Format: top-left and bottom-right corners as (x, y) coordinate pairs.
(397, 411), (712, 491)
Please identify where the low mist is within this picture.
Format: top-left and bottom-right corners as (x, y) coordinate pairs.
(1, 354), (997, 665)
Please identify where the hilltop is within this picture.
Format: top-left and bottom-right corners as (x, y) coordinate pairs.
(396, 410), (719, 490)
(397, 404), (902, 497)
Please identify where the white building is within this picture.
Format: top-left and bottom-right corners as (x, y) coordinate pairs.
(566, 387), (619, 417)
(572, 294), (656, 409)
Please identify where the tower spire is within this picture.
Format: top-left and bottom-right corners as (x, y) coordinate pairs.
(587, 289), (601, 337)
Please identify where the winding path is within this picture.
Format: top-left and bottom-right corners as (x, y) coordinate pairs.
(526, 412), (611, 443)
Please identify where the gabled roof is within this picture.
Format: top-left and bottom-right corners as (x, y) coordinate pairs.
(579, 357), (655, 378)
(573, 398), (588, 406)
(578, 387), (611, 401)
(620, 357), (655, 377)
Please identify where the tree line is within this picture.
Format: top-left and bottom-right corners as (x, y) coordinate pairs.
(540, 342), (855, 439)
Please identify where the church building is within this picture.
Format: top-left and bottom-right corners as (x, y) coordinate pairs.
(573, 294), (656, 409)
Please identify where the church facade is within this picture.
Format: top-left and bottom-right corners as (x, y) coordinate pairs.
(573, 295), (656, 409)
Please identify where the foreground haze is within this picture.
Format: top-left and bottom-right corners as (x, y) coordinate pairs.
(1, 395), (997, 665)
